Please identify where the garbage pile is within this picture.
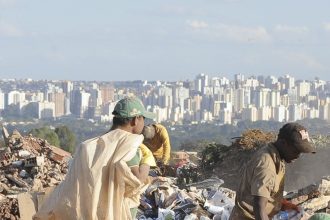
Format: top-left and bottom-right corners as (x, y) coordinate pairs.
(0, 126), (329, 219)
(232, 129), (276, 150)
(0, 126), (71, 219)
(285, 176), (330, 215)
(137, 177), (236, 220)
(136, 176), (330, 220)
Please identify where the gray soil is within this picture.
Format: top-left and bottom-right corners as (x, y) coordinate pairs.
(285, 147), (330, 191)
(214, 146), (330, 192)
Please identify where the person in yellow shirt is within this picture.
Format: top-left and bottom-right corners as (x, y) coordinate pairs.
(142, 123), (171, 165)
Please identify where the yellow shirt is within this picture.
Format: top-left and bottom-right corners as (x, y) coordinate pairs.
(230, 143), (285, 220)
(143, 124), (171, 164)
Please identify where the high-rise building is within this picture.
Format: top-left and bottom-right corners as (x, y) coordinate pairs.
(244, 77), (259, 88)
(319, 103), (330, 121)
(233, 88), (245, 112)
(287, 88), (298, 105)
(270, 90), (281, 107)
(191, 95), (202, 112)
(265, 76), (278, 89)
(305, 108), (319, 119)
(220, 108), (232, 124)
(282, 74), (295, 90)
(173, 84), (189, 111)
(100, 84), (114, 104)
(37, 101), (55, 119)
(297, 81), (311, 98)
(157, 86), (173, 108)
(194, 73), (208, 94)
(89, 89), (102, 107)
(255, 88), (271, 108)
(242, 106), (258, 122)
(288, 104), (302, 121)
(6, 90), (25, 106)
(62, 81), (73, 97)
(70, 89), (91, 118)
(0, 90), (5, 111)
(273, 105), (287, 122)
(258, 106), (271, 121)
(49, 92), (66, 117)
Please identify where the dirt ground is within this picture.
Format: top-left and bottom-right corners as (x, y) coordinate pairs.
(214, 145), (330, 192)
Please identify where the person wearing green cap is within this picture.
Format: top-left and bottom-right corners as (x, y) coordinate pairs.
(34, 97), (156, 220)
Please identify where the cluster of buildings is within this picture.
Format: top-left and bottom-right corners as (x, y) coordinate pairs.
(1, 73), (330, 125)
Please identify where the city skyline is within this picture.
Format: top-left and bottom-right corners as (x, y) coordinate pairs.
(1, 73), (330, 125)
(1, 0), (330, 81)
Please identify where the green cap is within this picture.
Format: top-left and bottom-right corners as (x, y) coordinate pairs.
(112, 97), (156, 119)
(308, 213), (330, 220)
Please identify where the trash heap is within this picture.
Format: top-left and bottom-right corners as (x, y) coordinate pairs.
(0, 126), (71, 220)
(137, 177), (236, 220)
(1, 126), (329, 219)
(137, 176), (330, 220)
(285, 176), (330, 215)
(232, 129), (276, 150)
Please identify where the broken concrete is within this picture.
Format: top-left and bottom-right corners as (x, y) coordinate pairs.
(0, 126), (71, 219)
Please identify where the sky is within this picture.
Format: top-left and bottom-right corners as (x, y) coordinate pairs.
(0, 0), (330, 82)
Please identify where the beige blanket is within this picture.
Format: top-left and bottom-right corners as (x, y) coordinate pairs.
(34, 129), (144, 220)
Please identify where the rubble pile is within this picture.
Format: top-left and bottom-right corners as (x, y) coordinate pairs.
(0, 126), (329, 219)
(137, 176), (330, 219)
(137, 177), (235, 220)
(0, 198), (19, 220)
(0, 126), (71, 219)
(232, 129), (276, 150)
(285, 176), (330, 215)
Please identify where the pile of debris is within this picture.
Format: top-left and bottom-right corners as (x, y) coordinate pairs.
(285, 176), (330, 216)
(1, 126), (329, 219)
(137, 177), (235, 220)
(136, 176), (330, 220)
(0, 126), (71, 220)
(232, 129), (276, 150)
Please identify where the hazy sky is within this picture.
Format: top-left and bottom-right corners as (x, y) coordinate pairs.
(1, 0), (330, 81)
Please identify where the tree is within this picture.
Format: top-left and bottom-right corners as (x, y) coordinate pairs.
(30, 127), (60, 147)
(55, 126), (76, 153)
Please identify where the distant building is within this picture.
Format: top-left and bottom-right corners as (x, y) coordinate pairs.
(288, 104), (302, 121)
(49, 92), (66, 117)
(220, 108), (232, 124)
(273, 105), (287, 122)
(100, 84), (114, 104)
(37, 101), (55, 119)
(242, 106), (257, 122)
(71, 89), (90, 118)
(0, 91), (5, 111)
(6, 90), (25, 106)
(297, 81), (311, 98)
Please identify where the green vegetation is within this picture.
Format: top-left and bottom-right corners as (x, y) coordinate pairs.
(199, 143), (230, 175)
(30, 127), (60, 147)
(55, 126), (76, 153)
(2, 118), (329, 154)
(169, 118), (330, 151)
(28, 125), (77, 153)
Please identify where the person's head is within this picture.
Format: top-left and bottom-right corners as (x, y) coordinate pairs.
(275, 122), (316, 163)
(142, 124), (156, 139)
(111, 97), (156, 134)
